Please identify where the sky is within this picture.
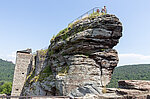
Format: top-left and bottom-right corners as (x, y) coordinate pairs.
(0, 0), (150, 66)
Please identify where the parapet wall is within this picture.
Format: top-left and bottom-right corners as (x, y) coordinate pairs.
(11, 50), (32, 96)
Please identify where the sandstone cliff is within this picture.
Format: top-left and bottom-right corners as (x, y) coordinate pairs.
(21, 14), (123, 98)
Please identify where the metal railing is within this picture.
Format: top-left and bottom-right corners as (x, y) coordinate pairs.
(68, 7), (102, 25)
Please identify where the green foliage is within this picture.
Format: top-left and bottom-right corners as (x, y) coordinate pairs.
(49, 9), (108, 44)
(42, 65), (52, 74)
(26, 66), (36, 84)
(89, 12), (101, 19)
(56, 28), (68, 37)
(0, 59), (14, 95)
(100, 49), (105, 51)
(58, 65), (69, 74)
(28, 64), (53, 83)
(0, 59), (15, 82)
(38, 49), (48, 56)
(49, 11), (102, 43)
(48, 49), (54, 56)
(38, 65), (53, 81)
(0, 81), (12, 95)
(61, 33), (69, 40)
(107, 64), (150, 88)
(50, 35), (56, 43)
(68, 23), (74, 29)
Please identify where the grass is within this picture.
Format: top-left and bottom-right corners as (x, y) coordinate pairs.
(102, 86), (107, 93)
(38, 65), (53, 81)
(26, 65), (35, 81)
(27, 64), (53, 83)
(100, 49), (105, 51)
(48, 49), (54, 56)
(57, 65), (69, 76)
(38, 49), (48, 56)
(50, 12), (103, 43)
(48, 12), (107, 57)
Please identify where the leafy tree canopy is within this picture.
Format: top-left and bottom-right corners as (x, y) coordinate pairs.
(107, 64), (150, 88)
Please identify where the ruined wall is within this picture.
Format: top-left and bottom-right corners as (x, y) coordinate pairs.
(11, 50), (32, 96)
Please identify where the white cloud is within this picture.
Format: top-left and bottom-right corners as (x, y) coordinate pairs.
(118, 53), (150, 66)
(0, 52), (16, 64)
(7, 52), (16, 63)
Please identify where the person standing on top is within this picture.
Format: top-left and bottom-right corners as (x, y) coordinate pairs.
(104, 6), (107, 13)
(101, 6), (107, 15)
(97, 8), (100, 14)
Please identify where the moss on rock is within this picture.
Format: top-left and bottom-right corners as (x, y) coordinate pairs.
(38, 65), (53, 82)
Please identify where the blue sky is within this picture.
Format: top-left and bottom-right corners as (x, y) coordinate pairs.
(0, 0), (150, 66)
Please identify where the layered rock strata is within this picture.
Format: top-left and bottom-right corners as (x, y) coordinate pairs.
(116, 80), (150, 99)
(21, 14), (122, 97)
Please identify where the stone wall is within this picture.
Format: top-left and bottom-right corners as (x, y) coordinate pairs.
(11, 49), (32, 96)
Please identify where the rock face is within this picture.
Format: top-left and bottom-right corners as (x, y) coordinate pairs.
(116, 80), (150, 99)
(88, 80), (150, 99)
(118, 80), (150, 91)
(21, 14), (122, 98)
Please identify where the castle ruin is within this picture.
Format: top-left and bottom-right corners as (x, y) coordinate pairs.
(11, 49), (32, 96)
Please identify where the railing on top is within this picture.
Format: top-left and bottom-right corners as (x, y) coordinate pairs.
(68, 7), (102, 26)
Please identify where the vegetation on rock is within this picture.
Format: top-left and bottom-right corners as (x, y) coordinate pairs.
(50, 12), (103, 43)
(38, 49), (48, 56)
(38, 65), (53, 81)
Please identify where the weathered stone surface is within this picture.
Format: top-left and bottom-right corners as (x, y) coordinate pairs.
(118, 80), (150, 91)
(11, 50), (32, 96)
(116, 88), (150, 97)
(34, 50), (48, 75)
(108, 80), (150, 99)
(98, 87), (150, 99)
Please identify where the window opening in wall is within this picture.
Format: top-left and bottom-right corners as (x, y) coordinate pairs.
(16, 89), (19, 91)
(22, 73), (24, 74)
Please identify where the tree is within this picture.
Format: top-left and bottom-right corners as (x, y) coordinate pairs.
(0, 82), (12, 95)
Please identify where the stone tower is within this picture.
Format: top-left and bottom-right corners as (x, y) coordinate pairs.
(11, 49), (32, 96)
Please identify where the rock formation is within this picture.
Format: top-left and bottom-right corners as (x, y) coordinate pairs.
(19, 14), (123, 98)
(116, 80), (150, 99)
(12, 13), (150, 99)
(21, 14), (123, 98)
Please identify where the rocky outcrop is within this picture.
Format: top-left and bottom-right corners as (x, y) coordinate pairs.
(86, 80), (150, 99)
(118, 80), (150, 91)
(21, 14), (123, 98)
(116, 80), (150, 99)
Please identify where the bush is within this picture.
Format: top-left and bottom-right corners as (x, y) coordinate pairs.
(0, 82), (12, 95)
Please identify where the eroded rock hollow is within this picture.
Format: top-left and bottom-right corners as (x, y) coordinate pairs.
(21, 14), (122, 97)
